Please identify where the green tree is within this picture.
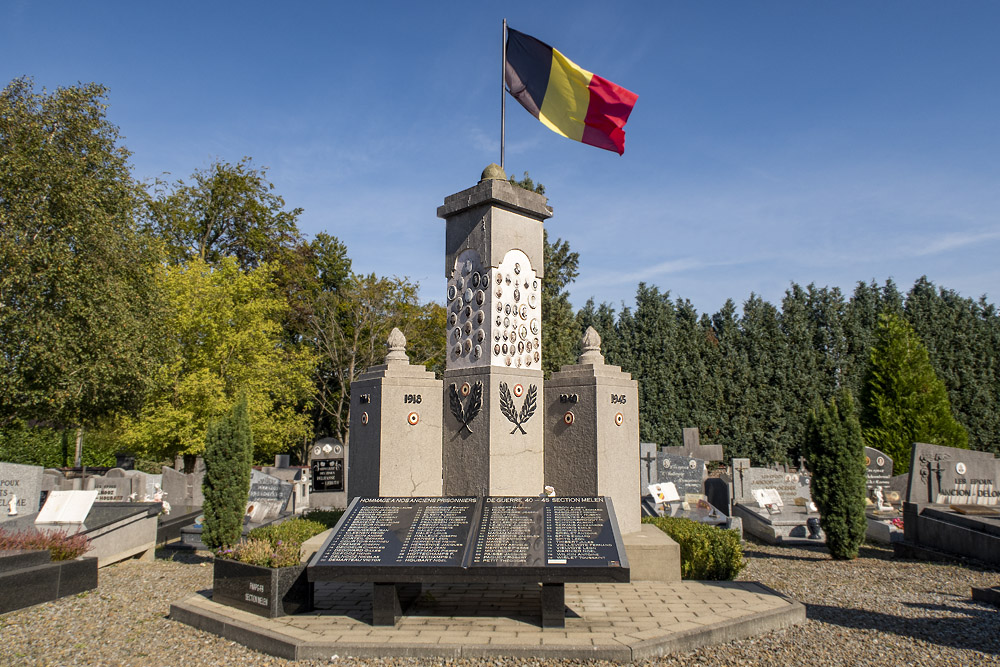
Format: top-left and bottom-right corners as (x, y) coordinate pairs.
(148, 157), (301, 270)
(121, 258), (314, 463)
(0, 77), (164, 464)
(542, 230), (580, 375)
(202, 397), (253, 549)
(309, 273), (444, 446)
(860, 312), (968, 473)
(904, 277), (1000, 454)
(804, 390), (867, 560)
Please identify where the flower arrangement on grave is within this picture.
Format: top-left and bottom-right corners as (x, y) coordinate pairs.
(891, 517), (904, 530)
(0, 527), (90, 561)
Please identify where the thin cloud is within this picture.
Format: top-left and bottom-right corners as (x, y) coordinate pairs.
(909, 229), (1000, 257)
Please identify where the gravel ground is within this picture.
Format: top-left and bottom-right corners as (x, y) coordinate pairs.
(0, 541), (997, 666)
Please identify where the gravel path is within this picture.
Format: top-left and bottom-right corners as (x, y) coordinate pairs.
(0, 541), (997, 666)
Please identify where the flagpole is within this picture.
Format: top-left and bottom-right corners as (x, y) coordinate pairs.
(501, 18), (507, 172)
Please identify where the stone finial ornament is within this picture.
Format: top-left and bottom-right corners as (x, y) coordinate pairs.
(386, 327), (408, 363)
(480, 163), (507, 182)
(579, 326), (605, 365)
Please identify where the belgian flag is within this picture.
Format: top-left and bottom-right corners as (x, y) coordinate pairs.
(505, 27), (638, 155)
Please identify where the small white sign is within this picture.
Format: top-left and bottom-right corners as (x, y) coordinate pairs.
(753, 488), (783, 508)
(648, 482), (681, 504)
(35, 490), (98, 524)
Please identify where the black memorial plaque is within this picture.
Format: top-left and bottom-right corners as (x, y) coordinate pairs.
(470, 497), (546, 567)
(544, 497), (622, 567)
(311, 458), (344, 492)
(309, 496), (629, 584)
(314, 497), (477, 568)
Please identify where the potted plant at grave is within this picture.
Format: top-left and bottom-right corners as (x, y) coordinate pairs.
(212, 517), (327, 618)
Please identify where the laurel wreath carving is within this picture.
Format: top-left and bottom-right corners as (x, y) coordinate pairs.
(499, 382), (537, 435)
(449, 382), (483, 433)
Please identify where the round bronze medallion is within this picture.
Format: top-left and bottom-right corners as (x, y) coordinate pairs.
(564, 411), (574, 425)
(615, 412), (624, 426)
(407, 412), (419, 426)
(361, 411), (369, 425)
(513, 383), (524, 397)
(460, 382), (471, 396)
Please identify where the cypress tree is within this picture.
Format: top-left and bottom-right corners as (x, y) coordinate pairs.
(804, 390), (867, 560)
(860, 313), (968, 473)
(201, 397), (253, 549)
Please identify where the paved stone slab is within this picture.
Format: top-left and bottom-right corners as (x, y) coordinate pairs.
(170, 579), (804, 661)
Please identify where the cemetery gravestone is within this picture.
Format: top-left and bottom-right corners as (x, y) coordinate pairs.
(0, 463), (44, 521)
(655, 453), (707, 498)
(639, 442), (658, 490)
(865, 447), (893, 501)
(907, 442), (1000, 505)
(312, 457), (344, 493)
(660, 427), (724, 462)
(246, 470), (293, 522)
(93, 469), (133, 503)
(734, 466), (809, 507)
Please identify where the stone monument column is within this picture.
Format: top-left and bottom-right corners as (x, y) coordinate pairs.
(438, 165), (550, 496)
(347, 328), (443, 499)
(543, 327), (641, 534)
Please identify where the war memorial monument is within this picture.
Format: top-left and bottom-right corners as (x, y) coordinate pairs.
(170, 167), (805, 661)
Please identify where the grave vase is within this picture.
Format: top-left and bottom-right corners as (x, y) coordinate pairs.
(212, 558), (311, 618)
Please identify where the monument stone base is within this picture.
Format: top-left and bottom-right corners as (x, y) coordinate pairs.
(621, 524), (680, 582)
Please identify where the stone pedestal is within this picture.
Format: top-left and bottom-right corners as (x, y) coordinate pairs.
(543, 327), (641, 535)
(438, 166), (551, 497)
(348, 329), (442, 499)
(442, 367), (545, 496)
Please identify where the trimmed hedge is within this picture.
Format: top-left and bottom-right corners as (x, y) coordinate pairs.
(642, 516), (746, 580)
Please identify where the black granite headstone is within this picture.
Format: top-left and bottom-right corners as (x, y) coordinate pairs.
(311, 458), (344, 492)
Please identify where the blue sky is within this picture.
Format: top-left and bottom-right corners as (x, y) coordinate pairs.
(3, 2), (999, 315)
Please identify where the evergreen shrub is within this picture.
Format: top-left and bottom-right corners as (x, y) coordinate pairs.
(642, 516), (745, 580)
(804, 389), (868, 560)
(201, 397), (253, 549)
(860, 312), (968, 473)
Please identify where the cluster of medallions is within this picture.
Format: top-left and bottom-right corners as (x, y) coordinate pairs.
(446, 249), (541, 370)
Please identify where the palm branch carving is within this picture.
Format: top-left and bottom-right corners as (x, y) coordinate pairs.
(499, 382), (537, 435)
(449, 382), (483, 433)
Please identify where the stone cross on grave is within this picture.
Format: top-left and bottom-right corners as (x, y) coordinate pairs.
(798, 456), (807, 473)
(641, 449), (656, 486)
(733, 458), (750, 500)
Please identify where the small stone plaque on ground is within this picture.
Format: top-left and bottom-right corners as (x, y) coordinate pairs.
(950, 504), (1000, 516)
